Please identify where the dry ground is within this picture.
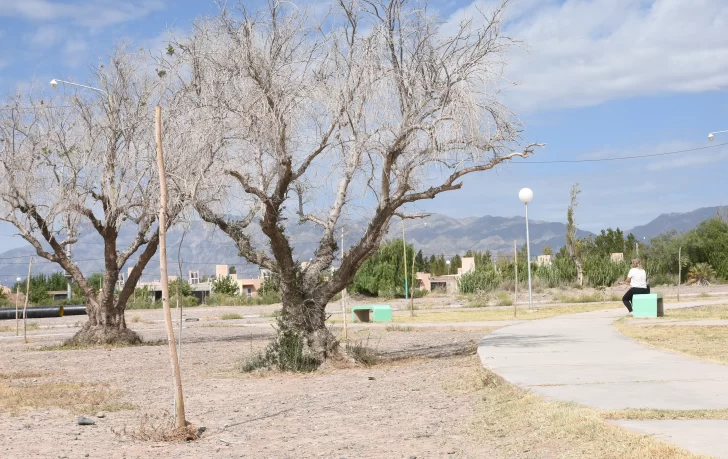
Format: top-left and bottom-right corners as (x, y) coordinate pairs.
(0, 303), (711, 458)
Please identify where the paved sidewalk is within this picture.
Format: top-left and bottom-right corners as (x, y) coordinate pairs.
(477, 300), (728, 458)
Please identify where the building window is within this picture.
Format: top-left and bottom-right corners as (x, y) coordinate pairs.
(189, 271), (200, 285)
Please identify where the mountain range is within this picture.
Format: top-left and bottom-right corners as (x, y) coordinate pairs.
(0, 206), (724, 284)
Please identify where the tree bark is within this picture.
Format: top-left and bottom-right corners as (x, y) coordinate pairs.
(68, 295), (141, 346)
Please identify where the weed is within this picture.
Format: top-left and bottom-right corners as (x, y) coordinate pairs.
(131, 315), (142, 323)
(37, 339), (165, 351)
(220, 313), (243, 320)
(700, 292), (711, 298)
(385, 324), (413, 332)
(495, 291), (513, 306)
(114, 412), (200, 442)
(346, 341), (379, 367)
(0, 325), (12, 333)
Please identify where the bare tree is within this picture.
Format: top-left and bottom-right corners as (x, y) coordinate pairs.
(566, 183), (583, 286)
(166, 0), (540, 360)
(0, 48), (194, 345)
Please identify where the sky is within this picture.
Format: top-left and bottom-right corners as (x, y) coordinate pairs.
(0, 0), (727, 252)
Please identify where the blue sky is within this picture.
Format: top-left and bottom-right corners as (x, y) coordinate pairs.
(1, 0), (727, 252)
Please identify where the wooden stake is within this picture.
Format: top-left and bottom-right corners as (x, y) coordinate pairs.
(410, 247), (416, 317)
(677, 246), (682, 302)
(341, 227), (348, 341)
(513, 240), (518, 318)
(401, 218), (408, 300)
(23, 258), (33, 343)
(15, 283), (20, 336)
(155, 106), (186, 429)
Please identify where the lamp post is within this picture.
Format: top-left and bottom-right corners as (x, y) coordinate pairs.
(519, 188), (534, 311)
(446, 259), (451, 275)
(708, 130), (728, 141)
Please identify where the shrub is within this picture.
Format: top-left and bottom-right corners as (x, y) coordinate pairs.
(220, 313), (243, 320)
(211, 275), (239, 295)
(495, 291), (513, 306)
(688, 263), (716, 286)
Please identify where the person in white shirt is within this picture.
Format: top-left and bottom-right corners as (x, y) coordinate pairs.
(622, 258), (650, 313)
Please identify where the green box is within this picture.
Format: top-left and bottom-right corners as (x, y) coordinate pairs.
(351, 304), (392, 323)
(632, 293), (664, 318)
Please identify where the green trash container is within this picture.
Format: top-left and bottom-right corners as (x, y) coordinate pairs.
(351, 304), (393, 323)
(632, 293), (664, 318)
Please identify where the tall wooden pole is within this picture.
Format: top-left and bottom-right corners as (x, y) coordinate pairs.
(401, 219), (408, 300)
(410, 248), (416, 317)
(513, 240), (518, 318)
(677, 246), (682, 302)
(341, 227), (348, 341)
(155, 106), (186, 429)
(23, 258), (32, 343)
(15, 282), (20, 336)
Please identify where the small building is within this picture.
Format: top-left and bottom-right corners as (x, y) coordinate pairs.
(48, 290), (69, 302)
(458, 257), (476, 275)
(536, 254), (552, 267)
(429, 275), (459, 294)
(611, 253), (624, 263)
(416, 272), (432, 291)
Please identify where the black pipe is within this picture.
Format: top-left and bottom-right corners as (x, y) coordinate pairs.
(63, 306), (87, 316)
(0, 305), (87, 320)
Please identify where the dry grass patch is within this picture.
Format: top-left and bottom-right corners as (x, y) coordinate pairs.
(615, 324), (728, 365)
(602, 408), (728, 421)
(0, 325), (13, 333)
(380, 303), (619, 323)
(661, 304), (728, 321)
(451, 359), (705, 458)
(114, 412), (200, 442)
(220, 313), (243, 320)
(0, 376), (134, 415)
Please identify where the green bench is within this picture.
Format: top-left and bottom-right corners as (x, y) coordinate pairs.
(632, 293), (664, 318)
(351, 304), (392, 323)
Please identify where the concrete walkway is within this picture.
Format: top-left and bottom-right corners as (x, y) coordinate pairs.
(478, 300), (728, 458)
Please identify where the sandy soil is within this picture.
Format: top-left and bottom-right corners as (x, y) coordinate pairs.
(0, 309), (497, 459)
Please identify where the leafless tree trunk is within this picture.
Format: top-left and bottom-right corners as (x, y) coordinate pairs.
(165, 0), (541, 361)
(0, 48), (195, 345)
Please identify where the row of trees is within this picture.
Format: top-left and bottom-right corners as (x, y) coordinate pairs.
(0, 0), (536, 359)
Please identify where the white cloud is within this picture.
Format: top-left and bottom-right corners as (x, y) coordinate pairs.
(446, 0), (728, 113)
(0, 0), (165, 29)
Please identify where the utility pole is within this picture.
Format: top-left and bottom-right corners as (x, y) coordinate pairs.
(66, 215), (72, 301)
(410, 248), (416, 317)
(341, 227), (348, 341)
(155, 106), (186, 429)
(14, 277), (21, 336)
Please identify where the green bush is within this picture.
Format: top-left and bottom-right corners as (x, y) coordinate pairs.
(495, 291), (513, 306)
(211, 275), (239, 295)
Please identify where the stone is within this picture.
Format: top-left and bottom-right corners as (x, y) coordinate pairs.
(96, 412), (105, 418)
(77, 417), (95, 426)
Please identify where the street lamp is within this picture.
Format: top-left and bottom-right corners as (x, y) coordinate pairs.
(519, 188), (534, 311)
(50, 79), (107, 96)
(446, 259), (451, 275)
(708, 130), (728, 141)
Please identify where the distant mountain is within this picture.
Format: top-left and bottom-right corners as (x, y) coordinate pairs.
(628, 206), (724, 240)
(0, 213), (592, 283)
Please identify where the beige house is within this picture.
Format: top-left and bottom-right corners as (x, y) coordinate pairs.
(416, 256), (475, 294)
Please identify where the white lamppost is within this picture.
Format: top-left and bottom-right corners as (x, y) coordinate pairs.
(519, 188), (534, 311)
(708, 130), (728, 141)
(446, 259), (451, 275)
